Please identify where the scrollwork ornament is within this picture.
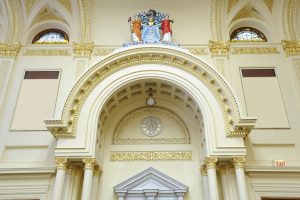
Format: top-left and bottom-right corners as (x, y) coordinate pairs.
(55, 158), (69, 170)
(205, 157), (218, 169)
(282, 40), (300, 56)
(232, 157), (246, 169)
(83, 158), (96, 169)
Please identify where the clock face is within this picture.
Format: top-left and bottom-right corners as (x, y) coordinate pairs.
(141, 116), (162, 137)
(146, 97), (156, 106)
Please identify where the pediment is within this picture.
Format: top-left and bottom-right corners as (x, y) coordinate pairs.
(114, 167), (188, 198)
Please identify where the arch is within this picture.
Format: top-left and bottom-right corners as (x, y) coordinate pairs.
(230, 26), (267, 42)
(45, 46), (256, 159)
(32, 28), (69, 44)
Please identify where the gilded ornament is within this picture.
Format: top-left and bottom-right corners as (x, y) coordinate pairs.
(23, 49), (71, 56)
(232, 47), (279, 54)
(205, 157), (218, 169)
(73, 42), (94, 57)
(187, 48), (208, 55)
(232, 156), (246, 169)
(93, 164), (103, 176)
(36, 7), (64, 23)
(94, 48), (115, 56)
(55, 158), (69, 170)
(282, 40), (300, 56)
(82, 158), (96, 169)
(46, 126), (73, 138)
(111, 151), (192, 161)
(200, 165), (207, 176)
(208, 40), (230, 57)
(229, 126), (251, 138)
(0, 43), (21, 57)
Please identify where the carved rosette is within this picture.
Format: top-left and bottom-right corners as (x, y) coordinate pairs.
(83, 158), (96, 170)
(200, 165), (207, 176)
(208, 40), (230, 57)
(55, 158), (69, 170)
(282, 40), (300, 56)
(73, 42), (94, 57)
(232, 157), (246, 169)
(205, 157), (218, 169)
(0, 43), (21, 57)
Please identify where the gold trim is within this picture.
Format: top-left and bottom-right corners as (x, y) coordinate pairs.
(205, 157), (218, 169)
(282, 40), (300, 56)
(73, 42), (94, 57)
(0, 43), (21, 57)
(187, 48), (208, 55)
(111, 151), (192, 161)
(200, 165), (207, 176)
(232, 47), (279, 54)
(23, 49), (71, 56)
(93, 164), (103, 176)
(82, 158), (96, 169)
(94, 48), (115, 56)
(232, 156), (246, 169)
(208, 40), (230, 57)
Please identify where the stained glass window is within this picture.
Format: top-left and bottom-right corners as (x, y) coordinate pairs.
(32, 29), (69, 44)
(230, 27), (267, 42)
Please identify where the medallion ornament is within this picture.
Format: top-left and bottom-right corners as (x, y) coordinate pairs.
(282, 40), (300, 56)
(141, 116), (162, 137)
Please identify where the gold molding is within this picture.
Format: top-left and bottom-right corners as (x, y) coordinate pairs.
(187, 48), (208, 55)
(200, 165), (207, 176)
(282, 40), (300, 56)
(232, 47), (279, 54)
(55, 158), (69, 170)
(73, 42), (94, 57)
(93, 164), (103, 176)
(205, 157), (218, 169)
(23, 49), (71, 56)
(208, 40), (230, 57)
(111, 151), (192, 161)
(94, 48), (115, 56)
(232, 156), (246, 169)
(82, 158), (96, 169)
(0, 43), (21, 57)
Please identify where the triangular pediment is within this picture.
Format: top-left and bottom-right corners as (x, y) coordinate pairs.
(114, 167), (188, 193)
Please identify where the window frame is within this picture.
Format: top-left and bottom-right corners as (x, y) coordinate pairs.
(32, 28), (69, 44)
(230, 27), (267, 42)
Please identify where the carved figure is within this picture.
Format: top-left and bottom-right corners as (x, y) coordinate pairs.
(131, 15), (142, 42)
(161, 15), (173, 42)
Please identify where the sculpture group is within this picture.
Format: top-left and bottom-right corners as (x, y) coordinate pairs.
(129, 9), (173, 43)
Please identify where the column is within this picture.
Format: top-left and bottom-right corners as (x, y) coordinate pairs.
(92, 164), (102, 200)
(200, 165), (209, 200)
(218, 163), (229, 200)
(63, 165), (72, 200)
(81, 158), (96, 200)
(232, 157), (248, 200)
(52, 158), (69, 200)
(205, 157), (219, 200)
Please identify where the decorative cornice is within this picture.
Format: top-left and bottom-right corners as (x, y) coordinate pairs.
(205, 157), (218, 169)
(232, 156), (246, 169)
(55, 158), (69, 170)
(200, 165), (207, 176)
(111, 151), (192, 161)
(73, 42), (94, 57)
(46, 126), (73, 138)
(23, 49), (71, 56)
(0, 43), (21, 57)
(82, 158), (96, 169)
(94, 48), (115, 56)
(228, 118), (256, 138)
(93, 164), (103, 176)
(187, 48), (208, 55)
(232, 47), (279, 54)
(282, 40), (300, 56)
(208, 40), (230, 57)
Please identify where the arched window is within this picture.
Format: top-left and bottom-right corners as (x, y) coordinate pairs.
(230, 27), (267, 42)
(32, 29), (69, 44)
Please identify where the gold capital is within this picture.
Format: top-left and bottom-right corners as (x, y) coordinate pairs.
(73, 42), (94, 57)
(205, 157), (218, 169)
(93, 164), (103, 176)
(208, 40), (230, 57)
(0, 43), (21, 57)
(55, 158), (69, 170)
(82, 158), (96, 169)
(282, 40), (300, 56)
(200, 165), (207, 176)
(232, 156), (246, 169)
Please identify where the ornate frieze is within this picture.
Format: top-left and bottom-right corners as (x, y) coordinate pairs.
(187, 48), (208, 55)
(55, 158), (69, 170)
(111, 151), (192, 161)
(282, 40), (300, 56)
(73, 42), (94, 57)
(82, 158), (96, 169)
(232, 156), (246, 169)
(208, 40), (230, 57)
(23, 49), (71, 56)
(0, 43), (21, 57)
(46, 126), (73, 138)
(228, 118), (256, 138)
(93, 48), (115, 56)
(232, 47), (279, 54)
(205, 157), (218, 169)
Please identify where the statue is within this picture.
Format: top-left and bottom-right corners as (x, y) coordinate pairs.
(128, 9), (174, 43)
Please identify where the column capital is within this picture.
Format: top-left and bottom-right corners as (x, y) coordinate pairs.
(200, 165), (207, 176)
(0, 42), (21, 57)
(205, 157), (218, 169)
(55, 158), (69, 170)
(217, 163), (228, 175)
(208, 40), (230, 57)
(83, 158), (96, 170)
(93, 164), (103, 176)
(282, 40), (300, 56)
(232, 156), (246, 169)
(73, 42), (94, 58)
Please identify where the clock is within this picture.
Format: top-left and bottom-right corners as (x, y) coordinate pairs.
(141, 116), (162, 137)
(146, 96), (156, 106)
